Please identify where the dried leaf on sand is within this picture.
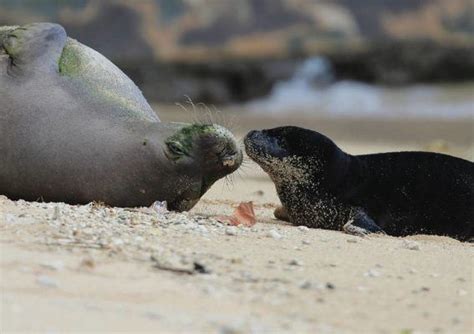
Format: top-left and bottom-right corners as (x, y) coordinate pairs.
(217, 202), (256, 227)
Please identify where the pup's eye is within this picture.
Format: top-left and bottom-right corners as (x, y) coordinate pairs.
(275, 137), (286, 147)
(167, 142), (185, 156)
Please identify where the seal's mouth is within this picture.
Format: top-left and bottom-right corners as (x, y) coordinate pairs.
(215, 150), (243, 176)
(244, 130), (289, 162)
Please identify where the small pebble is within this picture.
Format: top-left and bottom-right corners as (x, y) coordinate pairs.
(411, 286), (430, 294)
(288, 259), (302, 266)
(52, 206), (60, 220)
(196, 225), (208, 234)
(403, 240), (420, 250)
(267, 229), (282, 240)
(225, 227), (238, 236)
(299, 280), (312, 289)
(4, 213), (16, 224)
(110, 240), (123, 249)
(346, 238), (358, 243)
(457, 289), (467, 296)
(326, 282), (335, 290)
(40, 260), (64, 271)
(79, 257), (96, 270)
(36, 275), (58, 288)
(143, 311), (162, 320)
(150, 201), (168, 214)
(301, 240), (310, 245)
(364, 269), (381, 277)
(297, 226), (309, 232)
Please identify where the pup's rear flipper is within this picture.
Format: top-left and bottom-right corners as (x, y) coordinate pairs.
(343, 210), (385, 237)
(274, 205), (290, 222)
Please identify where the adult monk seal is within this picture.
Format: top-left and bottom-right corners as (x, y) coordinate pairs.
(245, 126), (473, 241)
(0, 23), (242, 211)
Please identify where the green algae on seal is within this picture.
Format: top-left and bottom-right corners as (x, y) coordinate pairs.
(0, 22), (242, 210)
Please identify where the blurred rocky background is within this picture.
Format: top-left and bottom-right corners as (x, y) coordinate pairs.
(1, 0), (473, 105)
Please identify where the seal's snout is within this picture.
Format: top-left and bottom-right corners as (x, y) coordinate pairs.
(222, 152), (240, 168)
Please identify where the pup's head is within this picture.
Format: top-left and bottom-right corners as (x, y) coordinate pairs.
(244, 126), (343, 183)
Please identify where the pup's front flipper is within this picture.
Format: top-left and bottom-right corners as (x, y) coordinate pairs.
(274, 205), (290, 222)
(343, 210), (385, 237)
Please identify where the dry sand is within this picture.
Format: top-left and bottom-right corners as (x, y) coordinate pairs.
(1, 112), (473, 333)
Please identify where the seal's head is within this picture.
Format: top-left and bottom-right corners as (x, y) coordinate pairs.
(244, 126), (345, 185)
(162, 123), (243, 211)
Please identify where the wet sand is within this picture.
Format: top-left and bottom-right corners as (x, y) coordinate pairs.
(1, 111), (473, 333)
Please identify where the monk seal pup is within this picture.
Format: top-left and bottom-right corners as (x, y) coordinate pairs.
(0, 23), (242, 210)
(245, 126), (473, 241)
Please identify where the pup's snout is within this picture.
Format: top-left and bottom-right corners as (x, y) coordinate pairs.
(244, 130), (264, 145)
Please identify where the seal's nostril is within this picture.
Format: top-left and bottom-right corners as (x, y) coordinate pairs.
(222, 158), (235, 167)
(221, 151), (239, 167)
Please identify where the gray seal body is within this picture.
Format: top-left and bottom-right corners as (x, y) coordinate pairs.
(245, 126), (473, 241)
(0, 23), (242, 210)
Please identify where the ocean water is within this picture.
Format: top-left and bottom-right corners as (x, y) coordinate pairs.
(248, 58), (474, 120)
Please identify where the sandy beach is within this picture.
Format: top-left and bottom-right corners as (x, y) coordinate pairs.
(1, 111), (473, 333)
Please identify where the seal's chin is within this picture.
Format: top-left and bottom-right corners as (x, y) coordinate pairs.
(244, 130), (289, 162)
(166, 176), (215, 212)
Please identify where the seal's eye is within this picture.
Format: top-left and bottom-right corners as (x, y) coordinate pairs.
(167, 141), (186, 156)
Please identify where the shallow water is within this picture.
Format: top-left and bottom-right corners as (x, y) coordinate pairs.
(248, 58), (474, 120)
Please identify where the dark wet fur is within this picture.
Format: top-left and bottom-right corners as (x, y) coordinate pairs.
(245, 126), (474, 241)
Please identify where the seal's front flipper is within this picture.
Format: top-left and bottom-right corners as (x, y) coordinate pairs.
(2, 23), (66, 75)
(343, 210), (385, 237)
(274, 205), (290, 221)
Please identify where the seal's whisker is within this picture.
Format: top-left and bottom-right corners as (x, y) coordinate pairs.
(184, 95), (205, 125)
(228, 113), (241, 133)
(222, 176), (231, 191)
(241, 158), (252, 166)
(211, 105), (224, 127)
(176, 100), (202, 124)
(225, 174), (235, 189)
(235, 168), (247, 180)
(211, 105), (228, 129)
(197, 102), (215, 125)
(175, 102), (198, 124)
(239, 164), (252, 172)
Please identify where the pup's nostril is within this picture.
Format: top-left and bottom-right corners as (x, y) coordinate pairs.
(245, 130), (255, 140)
